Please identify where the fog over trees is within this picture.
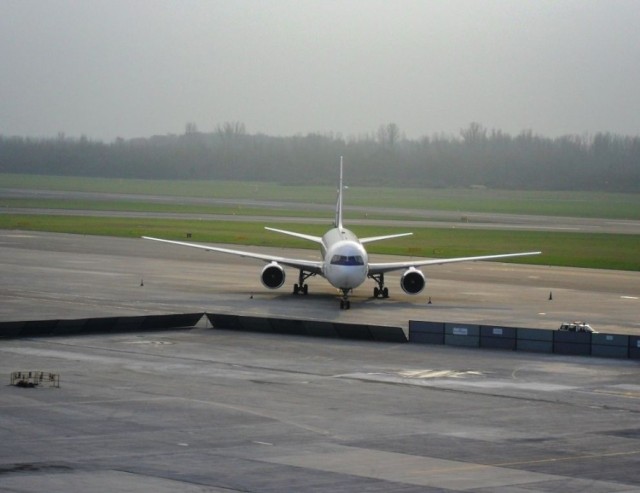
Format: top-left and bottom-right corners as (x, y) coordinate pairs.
(1, 123), (639, 192)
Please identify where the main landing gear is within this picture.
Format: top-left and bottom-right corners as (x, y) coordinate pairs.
(369, 273), (389, 299)
(293, 283), (308, 295)
(293, 269), (314, 295)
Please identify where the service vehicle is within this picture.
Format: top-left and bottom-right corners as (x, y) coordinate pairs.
(558, 321), (598, 333)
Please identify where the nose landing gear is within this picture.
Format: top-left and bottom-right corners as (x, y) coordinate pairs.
(339, 289), (351, 310)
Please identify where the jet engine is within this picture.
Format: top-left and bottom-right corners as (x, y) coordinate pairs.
(261, 262), (286, 289)
(400, 267), (425, 295)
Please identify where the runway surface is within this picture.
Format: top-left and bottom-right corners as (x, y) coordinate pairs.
(1, 232), (639, 492)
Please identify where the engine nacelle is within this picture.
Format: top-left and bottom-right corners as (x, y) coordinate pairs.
(261, 262), (286, 289)
(400, 267), (426, 295)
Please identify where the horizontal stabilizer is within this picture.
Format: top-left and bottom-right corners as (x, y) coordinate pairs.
(360, 232), (413, 244)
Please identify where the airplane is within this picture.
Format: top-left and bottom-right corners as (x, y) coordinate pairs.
(143, 157), (541, 309)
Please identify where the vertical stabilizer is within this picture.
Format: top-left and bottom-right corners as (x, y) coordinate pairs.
(335, 156), (344, 230)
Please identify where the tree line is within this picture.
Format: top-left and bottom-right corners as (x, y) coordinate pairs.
(1, 122), (639, 192)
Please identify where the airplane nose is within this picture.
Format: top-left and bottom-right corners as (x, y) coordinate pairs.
(330, 266), (367, 289)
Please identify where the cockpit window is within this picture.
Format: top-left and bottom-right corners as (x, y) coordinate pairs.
(331, 254), (364, 266)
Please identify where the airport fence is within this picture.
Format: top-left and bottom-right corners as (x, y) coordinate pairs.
(409, 320), (640, 360)
(1, 312), (637, 361)
(205, 313), (407, 342)
(0, 313), (204, 338)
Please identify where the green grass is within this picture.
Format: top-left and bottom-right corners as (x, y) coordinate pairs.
(3, 173), (640, 220)
(2, 173), (638, 271)
(1, 214), (638, 271)
(0, 198), (336, 219)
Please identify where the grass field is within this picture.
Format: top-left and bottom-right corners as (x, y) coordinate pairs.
(1, 214), (638, 271)
(3, 173), (640, 220)
(0, 198), (340, 219)
(2, 173), (639, 271)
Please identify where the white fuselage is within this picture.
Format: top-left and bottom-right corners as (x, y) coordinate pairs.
(321, 227), (368, 291)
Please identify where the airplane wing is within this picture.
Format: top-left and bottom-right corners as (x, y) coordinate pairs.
(142, 237), (325, 274)
(368, 251), (542, 275)
(264, 227), (323, 244)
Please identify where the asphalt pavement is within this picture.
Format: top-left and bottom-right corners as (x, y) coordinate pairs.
(1, 232), (639, 492)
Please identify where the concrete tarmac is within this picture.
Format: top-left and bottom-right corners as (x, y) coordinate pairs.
(0, 231), (638, 334)
(1, 232), (640, 492)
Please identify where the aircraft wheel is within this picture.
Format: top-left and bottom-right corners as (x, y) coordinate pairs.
(302, 284), (308, 295)
(373, 287), (379, 298)
(383, 287), (389, 298)
(293, 284), (299, 295)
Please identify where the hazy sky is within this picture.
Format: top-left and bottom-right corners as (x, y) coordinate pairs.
(2, 1), (639, 141)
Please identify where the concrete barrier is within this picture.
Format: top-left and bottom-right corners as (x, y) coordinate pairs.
(333, 323), (373, 340)
(0, 313), (204, 338)
(142, 313), (203, 330)
(553, 330), (591, 356)
(207, 314), (406, 342)
(239, 316), (273, 333)
(269, 317), (306, 336)
(0, 321), (26, 338)
(2, 311), (632, 361)
(21, 319), (58, 337)
(591, 333), (630, 359)
(629, 336), (640, 360)
(445, 323), (480, 348)
(113, 316), (146, 332)
(408, 321), (444, 344)
(55, 318), (89, 335)
(516, 328), (553, 353)
(369, 325), (408, 343)
(410, 319), (635, 360)
(303, 320), (338, 338)
(206, 313), (241, 330)
(83, 317), (120, 334)
(480, 325), (517, 350)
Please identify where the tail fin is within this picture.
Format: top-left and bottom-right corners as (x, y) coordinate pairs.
(335, 156), (344, 230)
